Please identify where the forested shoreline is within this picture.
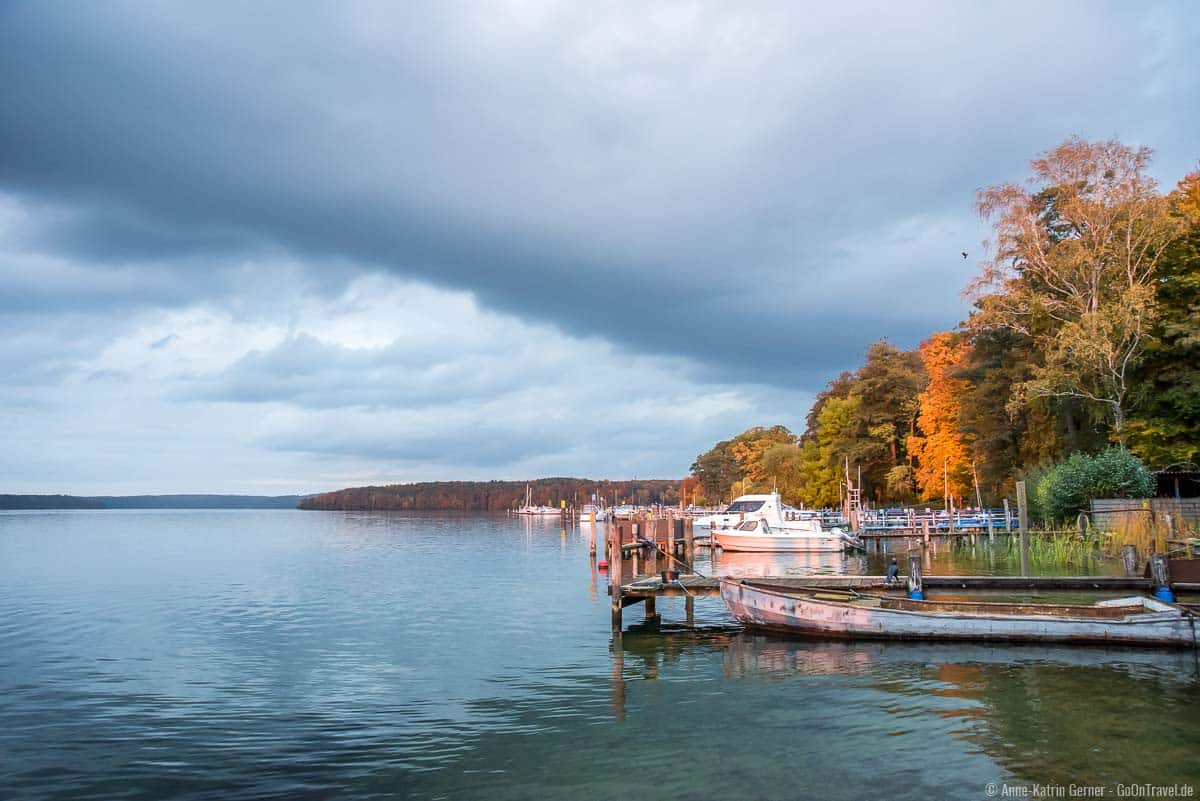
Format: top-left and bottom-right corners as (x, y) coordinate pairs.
(690, 138), (1199, 514)
(299, 479), (680, 511)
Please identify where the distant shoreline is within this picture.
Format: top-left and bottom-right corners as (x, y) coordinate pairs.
(0, 494), (307, 510)
(2, 478), (685, 512)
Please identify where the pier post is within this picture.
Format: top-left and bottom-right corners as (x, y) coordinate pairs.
(1016, 481), (1030, 577)
(1003, 498), (1012, 532)
(1150, 553), (1175, 603)
(631, 523), (640, 577)
(1121, 544), (1139, 577)
(907, 554), (924, 600)
(611, 542), (624, 632)
(684, 518), (694, 564)
(646, 521), (657, 576)
(645, 594), (658, 624)
(922, 519), (930, 547)
(685, 594), (694, 626)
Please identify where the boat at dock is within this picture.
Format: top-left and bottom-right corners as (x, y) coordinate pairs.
(578, 503), (607, 523)
(712, 518), (857, 552)
(718, 578), (1198, 647)
(693, 493), (811, 530)
(699, 493), (860, 552)
(515, 484), (560, 516)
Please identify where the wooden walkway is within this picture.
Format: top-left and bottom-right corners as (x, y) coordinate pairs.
(618, 573), (1172, 598)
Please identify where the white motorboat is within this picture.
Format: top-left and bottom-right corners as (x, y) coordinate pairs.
(713, 518), (853, 552)
(698, 493), (859, 552)
(579, 503), (607, 523)
(692, 493), (817, 529)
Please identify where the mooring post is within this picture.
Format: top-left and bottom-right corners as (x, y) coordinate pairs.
(1150, 553), (1175, 603)
(1016, 480), (1030, 577)
(685, 594), (694, 626)
(646, 520), (657, 576)
(907, 554), (924, 600)
(1003, 498), (1012, 532)
(922, 519), (930, 547)
(684, 518), (694, 563)
(611, 540), (624, 632)
(1121, 544), (1139, 577)
(645, 594), (657, 623)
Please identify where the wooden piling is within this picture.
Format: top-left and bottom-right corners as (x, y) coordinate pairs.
(684, 518), (694, 563)
(1016, 480), (1031, 577)
(907, 554), (923, 599)
(1003, 498), (1012, 532)
(922, 519), (930, 546)
(1121, 544), (1139, 577)
(610, 541), (623, 632)
(1150, 552), (1171, 590)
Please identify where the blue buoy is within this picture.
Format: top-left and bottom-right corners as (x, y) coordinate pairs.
(1154, 586), (1176, 603)
(908, 589), (925, 601)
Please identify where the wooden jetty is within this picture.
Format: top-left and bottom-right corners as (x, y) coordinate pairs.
(597, 523), (1200, 632)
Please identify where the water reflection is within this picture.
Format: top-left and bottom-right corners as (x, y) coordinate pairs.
(615, 630), (1200, 790)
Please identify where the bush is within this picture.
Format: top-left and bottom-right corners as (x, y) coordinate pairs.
(1031, 447), (1153, 524)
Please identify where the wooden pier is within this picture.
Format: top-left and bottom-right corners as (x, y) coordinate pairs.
(595, 522), (1200, 632)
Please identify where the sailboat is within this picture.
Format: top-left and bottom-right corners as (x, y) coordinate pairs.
(515, 484), (561, 516)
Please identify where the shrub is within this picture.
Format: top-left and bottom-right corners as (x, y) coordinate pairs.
(1031, 447), (1153, 524)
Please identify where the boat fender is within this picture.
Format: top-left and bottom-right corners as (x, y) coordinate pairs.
(907, 588), (925, 601)
(1154, 585), (1176, 603)
(598, 560), (609, 571)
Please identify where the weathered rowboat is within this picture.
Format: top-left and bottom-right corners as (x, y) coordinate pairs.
(719, 578), (1198, 648)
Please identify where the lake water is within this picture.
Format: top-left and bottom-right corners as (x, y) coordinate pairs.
(1, 510), (1197, 800)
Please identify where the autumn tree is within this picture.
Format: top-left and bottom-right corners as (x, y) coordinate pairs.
(729, 425), (797, 489)
(969, 138), (1183, 440)
(908, 332), (974, 501)
(1125, 170), (1200, 466)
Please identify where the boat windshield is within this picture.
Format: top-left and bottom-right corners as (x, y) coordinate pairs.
(724, 501), (765, 513)
(735, 521), (761, 531)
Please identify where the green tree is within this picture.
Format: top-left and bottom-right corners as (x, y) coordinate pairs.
(1125, 171), (1200, 466)
(970, 138), (1183, 440)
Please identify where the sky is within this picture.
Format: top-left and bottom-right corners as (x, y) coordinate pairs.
(2, 1), (1198, 495)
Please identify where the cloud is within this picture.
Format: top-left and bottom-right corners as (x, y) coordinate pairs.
(1, 2), (1197, 492)
(3, 2), (1196, 388)
(0, 272), (813, 492)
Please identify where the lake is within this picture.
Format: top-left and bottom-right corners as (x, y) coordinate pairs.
(1, 510), (1197, 800)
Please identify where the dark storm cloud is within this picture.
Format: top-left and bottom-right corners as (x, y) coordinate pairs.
(2, 2), (1197, 389)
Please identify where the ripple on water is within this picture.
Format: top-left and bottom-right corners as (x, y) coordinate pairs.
(1, 511), (1198, 801)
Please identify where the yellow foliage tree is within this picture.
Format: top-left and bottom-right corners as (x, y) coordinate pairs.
(909, 332), (974, 502)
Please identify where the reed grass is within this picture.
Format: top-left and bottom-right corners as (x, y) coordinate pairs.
(1001, 529), (1104, 568)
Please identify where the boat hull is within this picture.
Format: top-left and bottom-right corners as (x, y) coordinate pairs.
(713, 532), (843, 552)
(719, 579), (1196, 647)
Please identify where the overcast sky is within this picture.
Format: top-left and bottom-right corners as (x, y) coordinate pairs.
(2, 1), (1197, 495)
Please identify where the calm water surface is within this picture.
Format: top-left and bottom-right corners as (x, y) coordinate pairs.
(1, 510), (1197, 800)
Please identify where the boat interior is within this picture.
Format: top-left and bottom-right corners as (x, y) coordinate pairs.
(736, 580), (1162, 618)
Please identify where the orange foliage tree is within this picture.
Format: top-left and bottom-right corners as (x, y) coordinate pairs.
(909, 332), (974, 502)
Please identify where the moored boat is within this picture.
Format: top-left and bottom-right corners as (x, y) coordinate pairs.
(515, 484), (561, 516)
(719, 578), (1198, 648)
(712, 519), (850, 552)
(578, 503), (607, 523)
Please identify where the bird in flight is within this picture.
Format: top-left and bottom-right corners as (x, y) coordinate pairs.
(961, 251), (968, 259)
